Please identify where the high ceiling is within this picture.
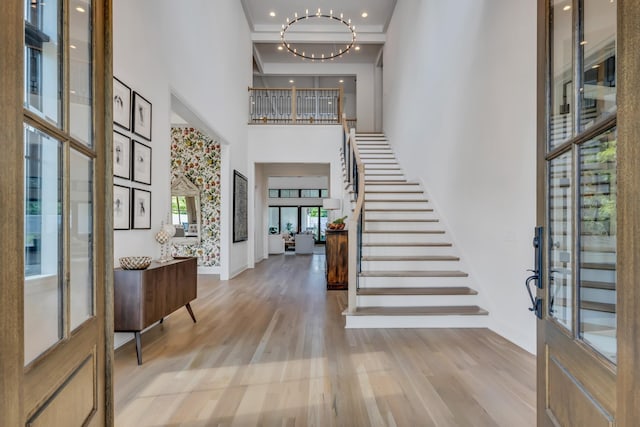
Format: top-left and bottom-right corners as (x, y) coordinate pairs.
(241, 0), (396, 69)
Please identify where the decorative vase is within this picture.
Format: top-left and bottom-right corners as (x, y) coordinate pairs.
(155, 221), (173, 262)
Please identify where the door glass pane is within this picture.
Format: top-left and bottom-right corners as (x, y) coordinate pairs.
(301, 207), (319, 241)
(581, 0), (616, 130)
(548, 151), (573, 331)
(280, 207), (298, 235)
(69, 0), (93, 146)
(319, 208), (328, 242)
(268, 207), (279, 234)
(24, 124), (63, 365)
(24, 0), (62, 127)
(549, 0), (574, 150)
(579, 128), (616, 362)
(70, 150), (94, 330)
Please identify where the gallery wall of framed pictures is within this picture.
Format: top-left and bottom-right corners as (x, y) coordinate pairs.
(112, 77), (153, 230)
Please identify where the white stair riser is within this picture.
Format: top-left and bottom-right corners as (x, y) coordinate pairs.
(362, 159), (398, 164)
(358, 149), (393, 154)
(366, 211), (437, 220)
(364, 163), (400, 168)
(581, 311), (616, 327)
(357, 294), (478, 307)
(581, 288), (616, 304)
(365, 185), (421, 192)
(363, 233), (449, 244)
(365, 201), (431, 210)
(362, 260), (462, 271)
(359, 275), (470, 288)
(581, 269), (615, 283)
(362, 246), (457, 257)
(364, 176), (406, 182)
(345, 314), (489, 328)
(582, 252), (616, 264)
(365, 221), (441, 231)
(360, 152), (396, 163)
(365, 193), (425, 201)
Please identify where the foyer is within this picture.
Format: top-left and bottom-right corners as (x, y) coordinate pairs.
(114, 254), (535, 426)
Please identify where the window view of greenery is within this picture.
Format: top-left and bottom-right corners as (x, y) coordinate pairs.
(172, 196), (188, 226)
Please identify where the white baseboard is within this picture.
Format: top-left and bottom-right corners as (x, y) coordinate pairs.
(198, 266), (221, 275)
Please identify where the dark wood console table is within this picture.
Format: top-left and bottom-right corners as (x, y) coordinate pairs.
(114, 257), (197, 364)
(325, 230), (348, 290)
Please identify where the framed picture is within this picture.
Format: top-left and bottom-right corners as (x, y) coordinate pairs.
(113, 131), (131, 179)
(132, 92), (152, 141)
(233, 170), (248, 243)
(113, 77), (131, 130)
(132, 140), (152, 185)
(113, 184), (130, 230)
(131, 188), (151, 229)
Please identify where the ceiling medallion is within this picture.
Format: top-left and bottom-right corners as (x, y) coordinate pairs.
(280, 8), (356, 61)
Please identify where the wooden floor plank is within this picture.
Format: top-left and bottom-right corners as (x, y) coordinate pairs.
(114, 253), (535, 426)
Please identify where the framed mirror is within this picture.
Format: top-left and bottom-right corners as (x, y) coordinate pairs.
(171, 174), (201, 245)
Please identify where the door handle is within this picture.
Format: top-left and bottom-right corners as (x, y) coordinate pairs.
(525, 227), (543, 319)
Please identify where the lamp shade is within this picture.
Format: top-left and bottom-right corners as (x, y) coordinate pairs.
(322, 198), (341, 210)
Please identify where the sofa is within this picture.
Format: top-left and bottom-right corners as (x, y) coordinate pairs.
(268, 234), (285, 254)
(294, 233), (315, 254)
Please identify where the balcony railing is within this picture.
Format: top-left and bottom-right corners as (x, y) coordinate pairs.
(249, 87), (348, 125)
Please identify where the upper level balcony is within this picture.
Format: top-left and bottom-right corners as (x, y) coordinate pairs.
(249, 87), (356, 129)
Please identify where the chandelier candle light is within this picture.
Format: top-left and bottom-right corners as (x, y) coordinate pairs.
(281, 8), (356, 61)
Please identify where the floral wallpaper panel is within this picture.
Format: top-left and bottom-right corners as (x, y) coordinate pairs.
(170, 127), (221, 267)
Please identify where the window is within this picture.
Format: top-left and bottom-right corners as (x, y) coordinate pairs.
(300, 189), (320, 198)
(268, 189), (279, 198)
(279, 189), (299, 198)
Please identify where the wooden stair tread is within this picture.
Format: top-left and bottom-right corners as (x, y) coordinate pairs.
(365, 182), (417, 185)
(362, 255), (460, 261)
(581, 262), (616, 271)
(365, 208), (434, 212)
(366, 219), (439, 223)
(360, 270), (469, 278)
(364, 230), (445, 234)
(362, 242), (452, 247)
(365, 199), (428, 203)
(351, 306), (488, 316)
(581, 280), (615, 291)
(358, 287), (477, 296)
(365, 190), (423, 194)
(582, 301), (616, 313)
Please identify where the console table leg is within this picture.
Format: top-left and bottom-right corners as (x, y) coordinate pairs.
(134, 332), (142, 365)
(159, 317), (163, 324)
(185, 303), (197, 323)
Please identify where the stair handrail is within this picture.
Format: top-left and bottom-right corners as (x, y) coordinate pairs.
(343, 116), (365, 314)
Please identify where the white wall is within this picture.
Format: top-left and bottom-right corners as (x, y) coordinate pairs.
(113, 0), (251, 346)
(248, 126), (344, 264)
(383, 0), (537, 353)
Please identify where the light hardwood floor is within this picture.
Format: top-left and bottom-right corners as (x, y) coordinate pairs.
(114, 253), (536, 427)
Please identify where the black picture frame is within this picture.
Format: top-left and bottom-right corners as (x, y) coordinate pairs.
(131, 188), (152, 229)
(113, 77), (131, 130)
(113, 130), (131, 179)
(113, 184), (131, 230)
(233, 170), (248, 243)
(132, 140), (152, 185)
(132, 91), (152, 141)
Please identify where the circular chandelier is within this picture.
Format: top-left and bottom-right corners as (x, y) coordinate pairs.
(280, 9), (356, 61)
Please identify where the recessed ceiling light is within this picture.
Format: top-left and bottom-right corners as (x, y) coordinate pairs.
(277, 45), (283, 51)
(339, 79), (344, 83)
(75, 6), (85, 12)
(355, 46), (361, 51)
(70, 90), (76, 94)
(289, 79), (294, 83)
(563, 5), (571, 11)
(70, 44), (77, 49)
(269, 11), (276, 17)
(361, 12), (368, 18)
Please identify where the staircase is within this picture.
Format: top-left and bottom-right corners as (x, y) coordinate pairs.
(342, 133), (489, 328)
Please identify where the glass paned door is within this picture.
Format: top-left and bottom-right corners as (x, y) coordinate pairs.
(23, 124), (63, 364)
(280, 207), (298, 235)
(539, 0), (618, 424)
